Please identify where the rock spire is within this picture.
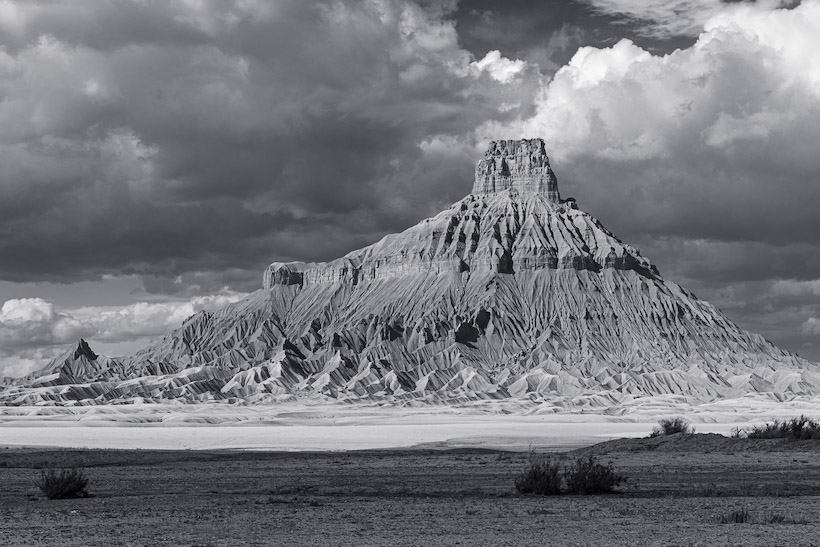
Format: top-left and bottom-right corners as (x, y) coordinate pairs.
(472, 138), (560, 201)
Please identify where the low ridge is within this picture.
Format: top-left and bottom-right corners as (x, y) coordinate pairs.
(2, 139), (818, 407)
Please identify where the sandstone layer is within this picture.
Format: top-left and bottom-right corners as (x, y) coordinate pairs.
(2, 139), (817, 407)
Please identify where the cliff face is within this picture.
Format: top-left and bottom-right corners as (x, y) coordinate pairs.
(3, 139), (818, 407)
(472, 138), (560, 199)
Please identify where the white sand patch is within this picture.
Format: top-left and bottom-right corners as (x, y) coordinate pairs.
(2, 396), (820, 451)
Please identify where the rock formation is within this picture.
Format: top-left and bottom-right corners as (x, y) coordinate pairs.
(2, 139), (818, 407)
(472, 138), (560, 199)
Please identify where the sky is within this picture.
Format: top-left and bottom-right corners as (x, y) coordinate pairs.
(1, 0), (819, 377)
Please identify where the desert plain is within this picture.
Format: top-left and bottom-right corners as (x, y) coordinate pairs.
(3, 437), (820, 546)
(4, 404), (820, 546)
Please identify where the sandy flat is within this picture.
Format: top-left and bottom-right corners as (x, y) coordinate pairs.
(2, 397), (819, 451)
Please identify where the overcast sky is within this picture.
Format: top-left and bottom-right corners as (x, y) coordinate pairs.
(1, 0), (819, 377)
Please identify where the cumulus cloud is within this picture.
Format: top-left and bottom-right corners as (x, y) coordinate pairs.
(0, 298), (85, 350)
(470, 50), (527, 83)
(0, 292), (247, 377)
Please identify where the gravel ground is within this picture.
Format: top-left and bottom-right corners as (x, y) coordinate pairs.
(2, 438), (820, 546)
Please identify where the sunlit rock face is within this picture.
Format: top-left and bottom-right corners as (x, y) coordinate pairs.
(472, 138), (560, 199)
(3, 139), (819, 407)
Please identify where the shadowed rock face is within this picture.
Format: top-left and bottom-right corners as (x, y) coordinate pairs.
(3, 139), (819, 407)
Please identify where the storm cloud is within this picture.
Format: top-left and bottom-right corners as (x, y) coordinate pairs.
(0, 0), (537, 287)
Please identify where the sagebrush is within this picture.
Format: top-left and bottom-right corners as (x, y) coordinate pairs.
(738, 416), (820, 440)
(719, 508), (751, 524)
(564, 455), (625, 494)
(36, 467), (89, 499)
(514, 456), (562, 495)
(515, 454), (625, 495)
(650, 417), (694, 438)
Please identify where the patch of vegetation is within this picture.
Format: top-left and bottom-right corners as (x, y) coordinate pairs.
(36, 467), (89, 500)
(719, 508), (751, 524)
(564, 455), (625, 494)
(515, 454), (626, 495)
(737, 416), (820, 440)
(514, 456), (562, 495)
(650, 417), (694, 437)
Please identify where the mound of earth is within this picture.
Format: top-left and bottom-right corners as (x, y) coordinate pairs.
(573, 432), (820, 455)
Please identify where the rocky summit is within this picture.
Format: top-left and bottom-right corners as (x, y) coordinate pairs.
(3, 138), (818, 408)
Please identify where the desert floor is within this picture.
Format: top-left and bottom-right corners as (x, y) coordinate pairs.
(3, 435), (820, 546)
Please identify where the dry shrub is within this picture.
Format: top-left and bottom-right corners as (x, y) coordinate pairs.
(650, 417), (694, 438)
(36, 467), (89, 500)
(742, 416), (820, 440)
(515, 456), (562, 495)
(564, 455), (625, 494)
(719, 508), (751, 524)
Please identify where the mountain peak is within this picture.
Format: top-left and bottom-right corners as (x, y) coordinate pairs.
(5, 139), (818, 407)
(73, 339), (98, 361)
(473, 138), (560, 201)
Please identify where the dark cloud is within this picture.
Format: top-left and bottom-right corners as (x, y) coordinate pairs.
(623, 236), (820, 360)
(452, 0), (694, 73)
(577, 0), (795, 40)
(0, 0), (536, 291)
(631, 238), (820, 286)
